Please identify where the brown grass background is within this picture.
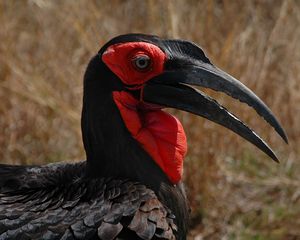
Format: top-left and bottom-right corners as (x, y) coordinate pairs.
(0, 0), (299, 239)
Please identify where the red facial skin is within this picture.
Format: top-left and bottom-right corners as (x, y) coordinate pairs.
(102, 42), (187, 184)
(102, 42), (165, 86)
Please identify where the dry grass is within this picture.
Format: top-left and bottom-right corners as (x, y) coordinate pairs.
(0, 0), (299, 239)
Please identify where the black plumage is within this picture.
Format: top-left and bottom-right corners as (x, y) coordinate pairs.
(0, 34), (286, 240)
(0, 162), (177, 239)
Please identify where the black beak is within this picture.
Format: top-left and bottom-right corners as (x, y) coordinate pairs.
(143, 54), (287, 162)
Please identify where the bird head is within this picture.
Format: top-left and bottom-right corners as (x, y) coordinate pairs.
(82, 34), (287, 184)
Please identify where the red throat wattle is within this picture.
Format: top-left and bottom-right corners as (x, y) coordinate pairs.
(113, 91), (187, 184)
(103, 41), (187, 184)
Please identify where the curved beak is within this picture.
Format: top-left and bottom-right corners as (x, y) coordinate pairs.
(142, 60), (287, 162)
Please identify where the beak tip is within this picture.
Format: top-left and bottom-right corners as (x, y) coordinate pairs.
(273, 158), (280, 164)
(283, 135), (289, 144)
(269, 151), (280, 163)
(276, 126), (288, 144)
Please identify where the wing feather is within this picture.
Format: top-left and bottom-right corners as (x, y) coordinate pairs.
(0, 162), (177, 239)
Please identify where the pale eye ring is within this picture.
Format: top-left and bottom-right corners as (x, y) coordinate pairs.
(132, 55), (151, 71)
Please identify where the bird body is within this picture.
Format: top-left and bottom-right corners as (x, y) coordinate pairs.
(0, 34), (287, 239)
(0, 162), (178, 239)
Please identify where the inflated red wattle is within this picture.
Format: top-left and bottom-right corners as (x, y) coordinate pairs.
(113, 91), (187, 184)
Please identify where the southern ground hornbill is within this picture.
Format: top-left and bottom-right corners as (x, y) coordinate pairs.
(0, 34), (287, 239)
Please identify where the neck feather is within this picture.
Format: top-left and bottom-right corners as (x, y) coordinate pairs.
(81, 55), (190, 238)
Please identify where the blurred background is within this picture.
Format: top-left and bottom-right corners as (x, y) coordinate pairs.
(0, 0), (299, 239)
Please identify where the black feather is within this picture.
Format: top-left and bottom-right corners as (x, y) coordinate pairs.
(0, 162), (177, 239)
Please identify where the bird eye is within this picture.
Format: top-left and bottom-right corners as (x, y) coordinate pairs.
(132, 55), (151, 71)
